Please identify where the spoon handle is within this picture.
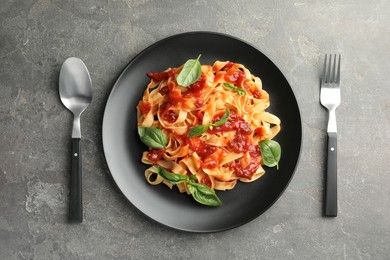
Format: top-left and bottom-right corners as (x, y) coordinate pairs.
(69, 138), (83, 223)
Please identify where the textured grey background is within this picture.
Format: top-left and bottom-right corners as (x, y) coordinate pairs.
(1, 0), (389, 259)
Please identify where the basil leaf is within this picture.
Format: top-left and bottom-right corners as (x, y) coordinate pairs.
(188, 124), (208, 137)
(187, 183), (222, 206)
(236, 87), (246, 96)
(190, 174), (198, 181)
(213, 108), (230, 127)
(137, 127), (166, 149)
(259, 140), (281, 169)
(138, 127), (167, 149)
(223, 82), (235, 91)
(177, 55), (202, 87)
(154, 166), (189, 185)
(188, 108), (230, 136)
(223, 83), (246, 96)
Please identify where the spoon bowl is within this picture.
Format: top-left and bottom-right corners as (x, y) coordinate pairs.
(60, 60), (92, 113)
(60, 58), (92, 136)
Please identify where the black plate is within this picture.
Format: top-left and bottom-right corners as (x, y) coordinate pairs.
(102, 32), (302, 232)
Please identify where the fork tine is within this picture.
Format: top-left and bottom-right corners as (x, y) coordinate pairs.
(335, 54), (341, 84)
(332, 54), (336, 84)
(322, 54), (327, 83)
(327, 54), (332, 83)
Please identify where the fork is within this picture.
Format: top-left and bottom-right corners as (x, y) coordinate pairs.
(320, 54), (341, 217)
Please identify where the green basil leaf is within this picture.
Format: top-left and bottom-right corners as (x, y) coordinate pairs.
(207, 121), (213, 130)
(154, 166), (189, 185)
(188, 124), (208, 137)
(236, 87), (247, 96)
(187, 183), (222, 207)
(213, 108), (230, 127)
(223, 82), (246, 96)
(191, 183), (216, 195)
(223, 82), (236, 91)
(177, 54), (202, 87)
(259, 140), (281, 169)
(190, 174), (198, 181)
(138, 127), (167, 149)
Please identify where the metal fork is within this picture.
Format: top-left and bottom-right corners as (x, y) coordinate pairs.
(320, 54), (341, 217)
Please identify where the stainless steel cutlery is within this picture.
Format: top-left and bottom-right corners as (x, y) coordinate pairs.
(320, 54), (341, 217)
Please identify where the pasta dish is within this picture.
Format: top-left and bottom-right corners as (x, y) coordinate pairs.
(136, 57), (281, 206)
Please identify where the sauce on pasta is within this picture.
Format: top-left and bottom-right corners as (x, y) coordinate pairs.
(137, 60), (281, 196)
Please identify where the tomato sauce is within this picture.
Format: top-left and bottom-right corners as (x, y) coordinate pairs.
(254, 127), (267, 137)
(200, 175), (212, 187)
(182, 74), (207, 98)
(162, 110), (178, 123)
(183, 136), (219, 170)
(138, 101), (151, 115)
(159, 74), (206, 124)
(229, 144), (261, 179)
(203, 160), (217, 169)
(159, 86), (169, 95)
(213, 73), (224, 83)
(252, 90), (263, 99)
(147, 69), (175, 81)
(167, 82), (183, 106)
(196, 145), (218, 158)
(224, 70), (246, 86)
(160, 103), (178, 123)
(207, 112), (260, 179)
(208, 113), (252, 136)
(194, 98), (203, 108)
(228, 134), (251, 153)
(147, 149), (165, 165)
(195, 110), (204, 121)
(184, 136), (217, 158)
(221, 61), (234, 71)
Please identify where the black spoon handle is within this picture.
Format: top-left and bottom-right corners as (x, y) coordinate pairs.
(324, 132), (337, 217)
(69, 138), (83, 222)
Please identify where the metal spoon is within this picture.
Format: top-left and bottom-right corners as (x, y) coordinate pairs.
(59, 57), (92, 223)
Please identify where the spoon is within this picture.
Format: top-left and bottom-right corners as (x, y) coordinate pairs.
(59, 57), (92, 223)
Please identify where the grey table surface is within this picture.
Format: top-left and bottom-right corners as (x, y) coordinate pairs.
(1, 0), (389, 259)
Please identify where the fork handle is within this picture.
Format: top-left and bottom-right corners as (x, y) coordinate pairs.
(325, 132), (337, 217)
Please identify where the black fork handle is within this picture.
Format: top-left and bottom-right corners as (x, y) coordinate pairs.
(324, 132), (337, 217)
(69, 138), (83, 223)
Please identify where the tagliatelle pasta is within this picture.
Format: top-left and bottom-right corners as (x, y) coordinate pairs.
(137, 60), (281, 196)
